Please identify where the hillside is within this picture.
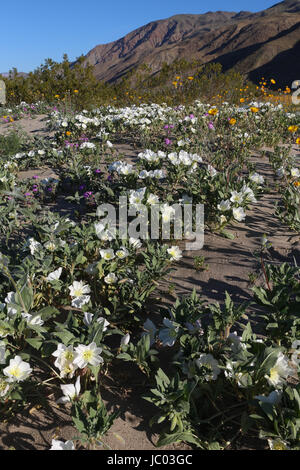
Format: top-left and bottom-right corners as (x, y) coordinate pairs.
(83, 0), (300, 85)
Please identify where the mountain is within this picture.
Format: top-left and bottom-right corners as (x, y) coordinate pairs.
(83, 0), (300, 86)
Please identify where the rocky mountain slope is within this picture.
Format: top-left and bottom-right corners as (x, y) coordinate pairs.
(83, 0), (300, 86)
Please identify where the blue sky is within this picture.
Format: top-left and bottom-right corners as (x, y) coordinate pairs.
(2, 0), (279, 72)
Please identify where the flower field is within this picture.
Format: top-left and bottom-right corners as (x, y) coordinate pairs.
(0, 96), (299, 450)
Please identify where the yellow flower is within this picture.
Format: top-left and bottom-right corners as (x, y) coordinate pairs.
(240, 98), (245, 103)
(66, 131), (71, 136)
(229, 118), (236, 125)
(74, 89), (79, 93)
(288, 125), (298, 133)
(187, 76), (194, 80)
(296, 137), (300, 145)
(208, 108), (218, 115)
(250, 107), (259, 113)
(270, 79), (276, 84)
(55, 94), (60, 98)
(294, 181), (300, 187)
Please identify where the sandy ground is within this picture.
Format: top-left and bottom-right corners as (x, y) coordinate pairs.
(0, 116), (299, 450)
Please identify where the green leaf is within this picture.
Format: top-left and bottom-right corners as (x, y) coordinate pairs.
(157, 432), (203, 448)
(25, 337), (43, 350)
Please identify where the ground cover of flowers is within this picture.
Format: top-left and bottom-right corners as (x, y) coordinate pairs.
(0, 99), (299, 450)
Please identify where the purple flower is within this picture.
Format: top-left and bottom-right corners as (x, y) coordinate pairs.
(94, 169), (101, 174)
(84, 191), (93, 199)
(32, 175), (39, 179)
(164, 124), (169, 129)
(189, 114), (195, 119)
(165, 138), (172, 145)
(25, 192), (32, 197)
(47, 187), (52, 192)
(79, 184), (86, 191)
(208, 122), (215, 130)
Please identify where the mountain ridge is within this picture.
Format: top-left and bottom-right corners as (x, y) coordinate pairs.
(83, 1), (300, 85)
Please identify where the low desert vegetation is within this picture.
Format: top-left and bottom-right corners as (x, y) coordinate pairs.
(0, 57), (299, 450)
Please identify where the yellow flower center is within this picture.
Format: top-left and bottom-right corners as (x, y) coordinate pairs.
(9, 366), (21, 378)
(64, 351), (74, 361)
(73, 288), (83, 297)
(269, 367), (279, 383)
(82, 350), (93, 361)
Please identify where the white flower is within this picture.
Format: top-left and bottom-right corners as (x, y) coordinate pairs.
(254, 390), (282, 405)
(265, 352), (293, 387)
(217, 200), (231, 212)
(52, 344), (78, 378)
(241, 185), (257, 203)
(290, 167), (300, 178)
(129, 237), (142, 249)
(120, 333), (130, 346)
(267, 439), (289, 451)
(160, 204), (175, 223)
(68, 281), (91, 308)
(230, 191), (244, 204)
(28, 238), (42, 255)
(129, 187), (146, 205)
(249, 173), (264, 185)
(50, 440), (75, 450)
(100, 249), (115, 261)
(74, 342), (104, 368)
(232, 207), (246, 222)
(227, 331), (245, 353)
(196, 353), (220, 381)
(115, 247), (129, 259)
(159, 318), (179, 347)
(46, 267), (62, 281)
(95, 222), (115, 241)
(106, 140), (113, 148)
(57, 376), (81, 404)
(21, 312), (44, 326)
(3, 355), (32, 383)
(104, 273), (117, 284)
(5, 292), (18, 316)
(44, 241), (57, 252)
(167, 246), (182, 261)
(80, 142), (95, 150)
(207, 165), (217, 177)
(83, 313), (110, 331)
(224, 362), (249, 388)
(147, 194), (159, 205)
